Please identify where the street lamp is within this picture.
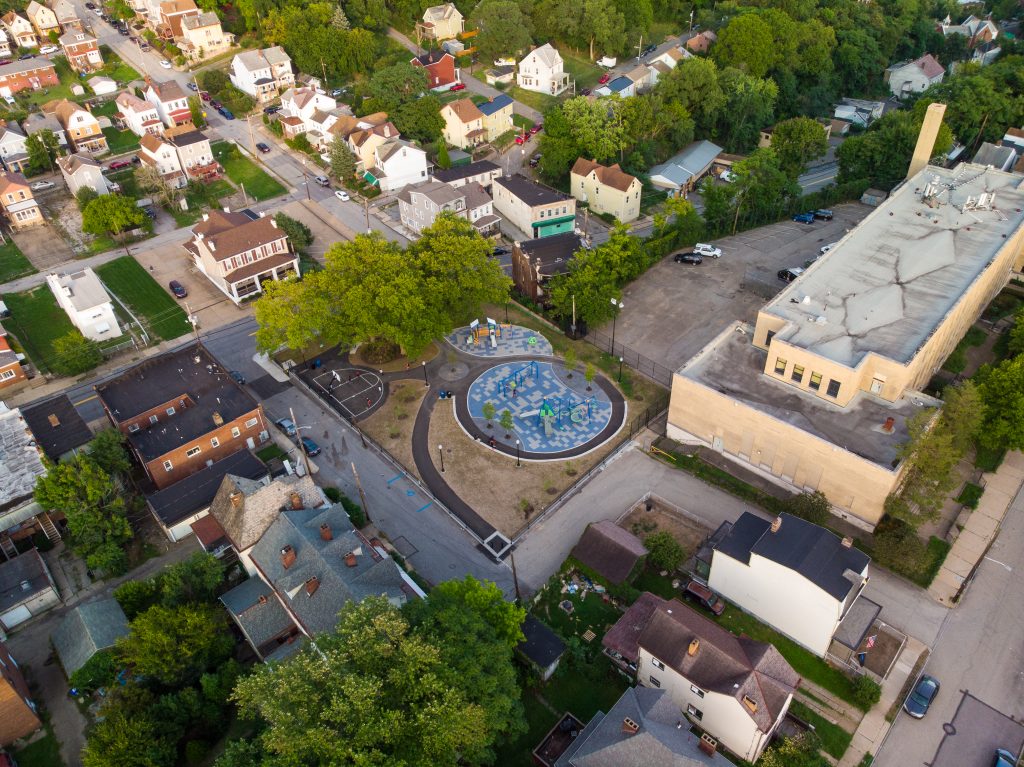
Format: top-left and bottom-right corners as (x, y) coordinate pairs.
(421, 360), (428, 387)
(438, 444), (445, 473)
(515, 439), (521, 467)
(610, 297), (624, 354)
(618, 356), (624, 382)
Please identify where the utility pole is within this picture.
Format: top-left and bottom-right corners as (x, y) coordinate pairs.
(184, 302), (200, 342)
(247, 114), (258, 162)
(350, 462), (371, 524)
(240, 182), (248, 206)
(363, 197), (371, 234)
(320, 58), (328, 90)
(290, 406), (312, 478)
(636, 34), (643, 62)
(509, 549), (522, 603)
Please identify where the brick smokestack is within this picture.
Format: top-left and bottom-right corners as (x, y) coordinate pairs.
(907, 102), (946, 181)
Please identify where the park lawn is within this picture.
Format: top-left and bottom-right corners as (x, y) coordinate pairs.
(102, 126), (141, 155)
(1, 286), (77, 373)
(559, 49), (603, 89)
(97, 61), (140, 84)
(509, 86), (559, 114)
(0, 240), (36, 283)
(212, 142), (285, 201)
(94, 256), (191, 341)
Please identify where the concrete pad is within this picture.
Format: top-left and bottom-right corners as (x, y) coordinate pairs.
(961, 512), (1000, 539)
(1000, 450), (1024, 471)
(980, 473), (1021, 497)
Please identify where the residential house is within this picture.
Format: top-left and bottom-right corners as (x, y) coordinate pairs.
(0, 171), (42, 229)
(0, 550), (60, 630)
(441, 98), (485, 149)
(517, 615), (565, 682)
(397, 180), (499, 235)
(59, 29), (101, 73)
(87, 75), (117, 96)
(493, 175), (575, 238)
(410, 50), (458, 90)
(833, 97), (886, 128)
(708, 512), (873, 659)
(146, 449), (268, 542)
(335, 113), (399, 172)
(185, 209), (298, 303)
(648, 140), (723, 194)
(229, 46), (293, 104)
(52, 599), (129, 677)
(0, 333), (26, 392)
(219, 574), (304, 661)
(1002, 127), (1024, 153)
(138, 132), (186, 188)
(46, 267), (121, 341)
(277, 86), (339, 143)
(21, 394), (93, 463)
(649, 43), (689, 72)
(179, 11), (233, 63)
(363, 139), (431, 192)
(48, 0), (81, 32)
(164, 125), (217, 180)
(156, 0), (199, 40)
(477, 94), (514, 141)
(144, 79), (192, 128)
(603, 592), (799, 762)
(0, 58), (58, 97)
(56, 154), (110, 196)
(625, 65), (655, 92)
(511, 231), (583, 302)
(114, 91), (164, 137)
(685, 29), (716, 53)
(885, 54), (945, 98)
(0, 30), (10, 58)
(95, 342), (271, 489)
(0, 122), (29, 173)
(418, 3), (463, 41)
(517, 43), (569, 95)
(570, 158), (641, 223)
(433, 159), (502, 189)
(543, 686), (730, 766)
(939, 13), (999, 48)
(47, 99), (107, 153)
(0, 405), (59, 551)
(484, 64), (515, 86)
(570, 520), (647, 585)
(1, 12), (37, 48)
(0, 641), (40, 746)
(22, 111), (66, 149)
(972, 141), (1018, 171)
(25, 1), (58, 39)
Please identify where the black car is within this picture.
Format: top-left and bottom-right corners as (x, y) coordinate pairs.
(528, 153), (541, 168)
(17, 54), (33, 60)
(904, 675), (939, 719)
(85, 1), (96, 7)
(118, 26), (129, 34)
(229, 370), (246, 385)
(642, 44), (656, 57)
(263, 104), (280, 115)
(813, 209), (834, 221)
(579, 87), (591, 96)
(256, 142), (271, 153)
(209, 99), (222, 110)
(674, 252), (703, 265)
(168, 280), (187, 298)
(777, 267), (804, 283)
(492, 246), (510, 256)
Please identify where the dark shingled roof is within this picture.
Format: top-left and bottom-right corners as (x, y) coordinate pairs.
(714, 512), (870, 602)
(0, 550), (53, 613)
(21, 394), (92, 462)
(495, 175), (568, 206)
(570, 520), (647, 584)
(51, 598), (129, 676)
(145, 450), (268, 527)
(516, 232), (584, 278)
(433, 159), (499, 183)
(220, 576), (298, 656)
(518, 614), (565, 669)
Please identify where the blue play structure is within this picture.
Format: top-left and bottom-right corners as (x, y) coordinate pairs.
(500, 360), (538, 397)
(536, 395), (596, 428)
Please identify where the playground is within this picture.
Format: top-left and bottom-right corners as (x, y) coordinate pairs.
(447, 319), (554, 358)
(464, 360), (615, 456)
(310, 366), (385, 419)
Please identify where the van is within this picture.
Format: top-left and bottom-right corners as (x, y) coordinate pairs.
(314, 175), (330, 187)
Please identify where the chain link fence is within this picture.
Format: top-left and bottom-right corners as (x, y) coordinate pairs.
(581, 328), (675, 387)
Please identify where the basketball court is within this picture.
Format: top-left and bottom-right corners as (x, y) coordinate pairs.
(311, 367), (385, 419)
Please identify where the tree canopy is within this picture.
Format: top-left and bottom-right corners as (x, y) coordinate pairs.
(82, 194), (147, 239)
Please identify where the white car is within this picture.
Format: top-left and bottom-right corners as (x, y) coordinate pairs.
(693, 243), (722, 258)
(159, 59), (171, 69)
(819, 242), (839, 255)
(39, 45), (58, 55)
(334, 189), (350, 202)
(720, 169), (737, 183)
(30, 180), (55, 191)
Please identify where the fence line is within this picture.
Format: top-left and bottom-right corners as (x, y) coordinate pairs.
(581, 328), (675, 387)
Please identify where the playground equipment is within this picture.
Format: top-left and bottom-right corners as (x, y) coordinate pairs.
(469, 317), (503, 348)
(535, 395), (596, 429)
(500, 360), (538, 397)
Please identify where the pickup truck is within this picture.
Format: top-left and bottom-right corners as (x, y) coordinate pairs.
(684, 580), (726, 615)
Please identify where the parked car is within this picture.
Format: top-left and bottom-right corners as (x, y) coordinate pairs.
(903, 675), (940, 719)
(720, 169), (737, 183)
(262, 104), (280, 114)
(209, 99), (222, 109)
(514, 133), (528, 145)
(693, 243), (722, 258)
(186, 82), (198, 91)
(579, 87), (592, 96)
(813, 208), (834, 220)
(449, 81), (466, 91)
(85, 1), (96, 8)
(107, 159), (133, 170)
(256, 142), (271, 153)
(200, 91), (211, 102)
(777, 267), (804, 283)
(140, 43), (151, 51)
(995, 749), (1017, 767)
(275, 418), (297, 437)
(218, 107), (234, 120)
(334, 189), (350, 201)
(314, 175), (330, 187)
(492, 246), (510, 256)
(17, 54), (33, 61)
(29, 180), (55, 191)
(330, 87), (346, 97)
(684, 580), (725, 615)
(159, 59), (172, 69)
(820, 242), (839, 255)
(529, 153), (541, 168)
(599, 72), (611, 84)
(229, 370), (245, 385)
(301, 436), (321, 456)
(792, 211), (815, 224)
(641, 44), (656, 57)
(39, 45), (58, 55)
(530, 123), (543, 134)
(674, 252), (703, 265)
(118, 26), (129, 35)
(168, 280), (187, 298)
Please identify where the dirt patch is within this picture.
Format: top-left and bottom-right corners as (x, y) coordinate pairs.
(427, 400), (622, 538)
(350, 341), (439, 372)
(618, 500), (711, 555)
(360, 379), (429, 480)
(10, 217), (76, 270)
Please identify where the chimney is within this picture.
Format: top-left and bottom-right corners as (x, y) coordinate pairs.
(883, 416), (895, 433)
(770, 516), (782, 533)
(257, 594), (268, 605)
(280, 545), (296, 569)
(211, 411), (223, 426)
(842, 536), (854, 548)
(47, 413), (60, 427)
(202, 212), (209, 221)
(621, 717), (639, 735)
(305, 576), (319, 596)
(223, 206), (230, 213)
(699, 734), (717, 756)
(270, 217), (277, 228)
(259, 210), (266, 217)
(688, 638), (700, 656)
(320, 522), (332, 541)
(229, 491), (243, 509)
(289, 491), (302, 510)
(907, 102), (947, 181)
(344, 551), (357, 567)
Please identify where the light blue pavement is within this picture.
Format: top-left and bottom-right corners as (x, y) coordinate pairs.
(447, 323), (554, 357)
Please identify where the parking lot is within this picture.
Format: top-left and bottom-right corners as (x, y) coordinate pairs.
(609, 203), (873, 371)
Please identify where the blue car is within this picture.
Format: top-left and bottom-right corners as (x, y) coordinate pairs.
(300, 436), (321, 456)
(218, 107), (235, 120)
(903, 674), (939, 719)
(995, 749), (1017, 767)
(792, 211), (815, 224)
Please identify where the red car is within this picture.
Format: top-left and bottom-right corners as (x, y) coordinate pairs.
(514, 133), (528, 145)
(450, 82), (466, 91)
(599, 72), (611, 84)
(530, 123), (542, 135)
(107, 159), (133, 171)
(200, 91), (210, 102)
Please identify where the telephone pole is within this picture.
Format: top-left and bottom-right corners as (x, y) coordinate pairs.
(350, 462), (371, 525)
(290, 407), (312, 478)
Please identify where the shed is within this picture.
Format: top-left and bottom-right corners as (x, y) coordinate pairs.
(570, 520), (647, 585)
(52, 598), (129, 677)
(516, 615), (565, 680)
(87, 76), (117, 96)
(861, 188), (889, 207)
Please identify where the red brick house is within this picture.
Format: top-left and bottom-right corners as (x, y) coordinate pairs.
(0, 332), (27, 392)
(0, 641), (40, 746)
(410, 50), (458, 90)
(0, 58), (58, 97)
(59, 29), (102, 73)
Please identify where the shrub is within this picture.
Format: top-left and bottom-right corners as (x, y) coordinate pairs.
(340, 495), (366, 527)
(323, 486), (343, 503)
(114, 578), (159, 619)
(362, 338), (401, 364)
(785, 491), (830, 526)
(184, 740), (209, 765)
(852, 675), (882, 709)
(644, 531), (685, 572)
(69, 648), (119, 693)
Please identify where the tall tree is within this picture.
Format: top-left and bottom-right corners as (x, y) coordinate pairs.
(716, 67), (778, 152)
(977, 356), (1024, 452)
(367, 61), (428, 113)
(470, 0), (533, 61)
(82, 194), (147, 241)
(329, 135), (357, 180)
(579, 0), (626, 60)
(87, 429), (130, 475)
(769, 116), (829, 179)
(24, 129), (60, 174)
(394, 94), (445, 142)
(713, 12), (777, 78)
(253, 270), (346, 354)
(891, 408), (960, 524)
(273, 213), (313, 253)
(52, 331), (103, 376)
(656, 57), (725, 136)
(837, 107), (953, 190)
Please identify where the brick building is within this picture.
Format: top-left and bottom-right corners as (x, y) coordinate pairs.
(0, 58), (58, 97)
(0, 641), (40, 745)
(410, 50), (457, 89)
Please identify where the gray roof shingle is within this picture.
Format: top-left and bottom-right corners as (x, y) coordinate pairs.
(220, 576), (297, 653)
(52, 598), (129, 676)
(571, 520), (647, 585)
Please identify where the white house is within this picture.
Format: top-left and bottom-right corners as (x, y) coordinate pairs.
(708, 512), (873, 659)
(138, 132), (186, 188)
(144, 79), (192, 128)
(0, 29), (10, 58)
(0, 123), (29, 174)
(517, 43), (570, 96)
(229, 46), (293, 104)
(884, 53), (945, 98)
(833, 97), (886, 128)
(0, 12), (37, 49)
(363, 140), (430, 193)
(46, 267), (121, 341)
(397, 180), (499, 236)
(56, 154), (110, 196)
(603, 592), (799, 762)
(277, 86), (343, 148)
(87, 75), (117, 96)
(115, 91), (164, 137)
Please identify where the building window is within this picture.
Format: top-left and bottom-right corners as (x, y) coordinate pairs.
(245, 417), (258, 428)
(128, 423), (140, 433)
(791, 365), (804, 383)
(774, 357), (787, 375)
(690, 685), (705, 698)
(648, 676), (661, 688)
(185, 446), (201, 458)
(166, 406), (175, 416)
(809, 372), (822, 391)
(210, 437), (220, 448)
(826, 379), (841, 398)
(149, 414), (159, 424)
(0, 369), (14, 381)
(687, 704), (703, 721)
(651, 658), (665, 671)
(163, 459), (173, 471)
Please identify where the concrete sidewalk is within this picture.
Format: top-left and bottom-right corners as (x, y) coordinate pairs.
(928, 451), (1024, 605)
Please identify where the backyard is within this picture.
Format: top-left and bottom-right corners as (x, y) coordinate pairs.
(94, 256), (191, 341)
(1, 286), (76, 373)
(101, 126), (141, 155)
(212, 142), (286, 201)
(0, 240), (36, 283)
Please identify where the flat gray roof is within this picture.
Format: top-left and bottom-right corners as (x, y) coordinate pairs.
(764, 163), (1024, 368)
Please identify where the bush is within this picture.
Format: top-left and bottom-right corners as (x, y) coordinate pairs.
(644, 531), (685, 572)
(852, 675), (882, 709)
(113, 577), (159, 619)
(340, 495), (366, 527)
(362, 338), (401, 364)
(184, 740), (210, 765)
(323, 486), (343, 503)
(69, 648), (119, 693)
(785, 491), (830, 526)
(870, 516), (950, 587)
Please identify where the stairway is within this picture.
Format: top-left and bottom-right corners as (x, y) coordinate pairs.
(38, 513), (61, 542)
(0, 536), (16, 560)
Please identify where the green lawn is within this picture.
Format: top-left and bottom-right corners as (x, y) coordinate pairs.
(91, 99), (119, 118)
(559, 48), (603, 89)
(102, 126), (141, 155)
(509, 86), (560, 114)
(1, 286), (77, 373)
(512, 113), (535, 131)
(94, 256), (191, 341)
(212, 142), (286, 201)
(96, 61), (140, 84)
(170, 179), (236, 227)
(542, 657), (628, 721)
(12, 720), (63, 767)
(257, 443), (287, 462)
(0, 240), (36, 283)
(532, 584), (623, 642)
(631, 566), (679, 600)
(790, 700), (853, 759)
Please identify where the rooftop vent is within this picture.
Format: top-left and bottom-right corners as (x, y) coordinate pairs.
(883, 416), (895, 433)
(688, 638), (700, 656)
(770, 516), (782, 533)
(621, 717), (639, 735)
(212, 411), (223, 426)
(258, 594), (268, 605)
(841, 536), (854, 549)
(280, 545), (296, 569)
(47, 413), (59, 428)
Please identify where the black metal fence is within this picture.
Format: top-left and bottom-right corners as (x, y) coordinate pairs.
(627, 401), (668, 438)
(583, 328), (675, 387)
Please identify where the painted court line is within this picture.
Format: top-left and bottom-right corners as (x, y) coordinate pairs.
(416, 501), (432, 513)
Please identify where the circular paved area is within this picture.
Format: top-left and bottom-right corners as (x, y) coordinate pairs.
(446, 322), (554, 358)
(463, 360), (614, 456)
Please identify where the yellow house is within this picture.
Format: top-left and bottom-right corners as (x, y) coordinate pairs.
(25, 1), (58, 38)
(418, 3), (463, 42)
(178, 11), (233, 62)
(570, 158), (641, 223)
(668, 161), (1024, 530)
(477, 94), (514, 141)
(440, 98), (485, 149)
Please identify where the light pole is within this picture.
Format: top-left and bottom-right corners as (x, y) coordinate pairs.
(515, 439), (521, 467)
(289, 407), (312, 478)
(438, 444), (445, 473)
(421, 360), (428, 387)
(618, 356), (624, 382)
(610, 297), (624, 354)
(302, 158), (310, 201)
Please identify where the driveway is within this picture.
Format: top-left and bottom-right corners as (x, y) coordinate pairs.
(10, 222), (77, 272)
(604, 203), (873, 371)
